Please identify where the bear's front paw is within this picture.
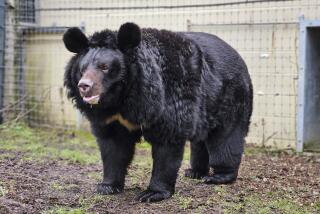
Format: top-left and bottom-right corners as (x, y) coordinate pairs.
(203, 172), (237, 184)
(184, 168), (208, 179)
(135, 189), (172, 202)
(97, 183), (122, 195)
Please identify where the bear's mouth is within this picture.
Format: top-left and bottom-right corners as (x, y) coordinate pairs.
(83, 95), (100, 105)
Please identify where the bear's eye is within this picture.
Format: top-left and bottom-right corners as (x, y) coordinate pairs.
(98, 64), (108, 73)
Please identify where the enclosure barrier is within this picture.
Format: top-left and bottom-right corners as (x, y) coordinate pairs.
(1, 0), (320, 151)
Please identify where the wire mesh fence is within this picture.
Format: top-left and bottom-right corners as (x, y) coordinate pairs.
(1, 0), (320, 149)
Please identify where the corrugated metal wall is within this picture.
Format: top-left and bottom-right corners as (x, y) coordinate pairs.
(3, 0), (320, 149)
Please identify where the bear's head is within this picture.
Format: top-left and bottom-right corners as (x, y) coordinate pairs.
(63, 23), (141, 108)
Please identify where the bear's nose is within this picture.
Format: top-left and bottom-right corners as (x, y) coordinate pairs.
(78, 79), (93, 94)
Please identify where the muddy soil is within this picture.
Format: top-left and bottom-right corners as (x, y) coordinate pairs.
(0, 146), (320, 213)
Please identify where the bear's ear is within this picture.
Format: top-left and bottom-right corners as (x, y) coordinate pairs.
(117, 22), (141, 52)
(63, 27), (88, 53)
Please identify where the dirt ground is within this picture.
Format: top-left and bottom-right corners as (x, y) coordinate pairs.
(0, 124), (319, 214)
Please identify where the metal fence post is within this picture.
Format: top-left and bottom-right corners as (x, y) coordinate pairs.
(0, 0), (5, 123)
(297, 16), (306, 153)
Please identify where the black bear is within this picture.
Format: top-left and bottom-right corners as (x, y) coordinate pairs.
(63, 23), (253, 202)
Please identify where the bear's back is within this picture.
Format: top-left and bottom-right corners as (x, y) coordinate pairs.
(182, 32), (249, 83)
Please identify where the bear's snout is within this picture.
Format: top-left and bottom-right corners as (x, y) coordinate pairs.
(78, 79), (93, 96)
(77, 69), (104, 105)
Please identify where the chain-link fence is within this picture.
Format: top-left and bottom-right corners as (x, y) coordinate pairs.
(1, 0), (320, 150)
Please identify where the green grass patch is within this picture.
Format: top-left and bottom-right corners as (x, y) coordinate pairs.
(0, 153), (15, 160)
(136, 138), (151, 149)
(0, 182), (8, 197)
(244, 144), (295, 156)
(315, 201), (320, 212)
(43, 194), (107, 214)
(0, 123), (98, 165)
(79, 194), (107, 209)
(44, 185), (110, 213)
(59, 148), (99, 165)
(183, 142), (190, 161)
(222, 194), (313, 214)
(177, 196), (194, 209)
(51, 182), (79, 192)
(43, 206), (85, 214)
(270, 199), (311, 214)
(214, 185), (227, 194)
(87, 171), (101, 181)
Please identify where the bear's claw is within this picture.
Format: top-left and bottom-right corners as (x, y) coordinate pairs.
(135, 189), (171, 202)
(184, 168), (208, 179)
(97, 183), (122, 195)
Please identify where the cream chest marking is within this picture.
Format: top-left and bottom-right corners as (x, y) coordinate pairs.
(105, 114), (140, 131)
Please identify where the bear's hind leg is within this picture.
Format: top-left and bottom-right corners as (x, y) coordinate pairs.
(185, 140), (209, 179)
(204, 126), (244, 184)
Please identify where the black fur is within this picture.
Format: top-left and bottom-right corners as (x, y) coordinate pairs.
(63, 27), (89, 53)
(63, 23), (253, 202)
(117, 22), (141, 52)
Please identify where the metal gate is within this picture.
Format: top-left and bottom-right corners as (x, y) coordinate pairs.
(0, 0), (5, 123)
(297, 17), (320, 152)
